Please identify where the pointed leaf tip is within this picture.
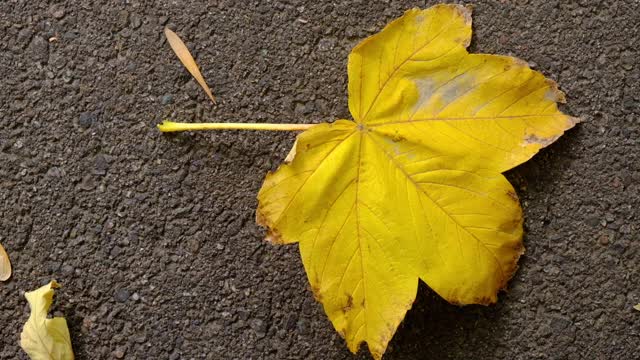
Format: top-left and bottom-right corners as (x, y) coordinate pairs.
(164, 27), (217, 104)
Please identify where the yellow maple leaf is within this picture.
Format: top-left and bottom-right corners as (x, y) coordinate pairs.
(255, 4), (577, 359)
(20, 280), (74, 360)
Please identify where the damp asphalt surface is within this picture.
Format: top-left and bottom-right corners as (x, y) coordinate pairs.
(1, 1), (639, 359)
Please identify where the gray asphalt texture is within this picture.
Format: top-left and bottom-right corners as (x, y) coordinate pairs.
(1, 1), (639, 359)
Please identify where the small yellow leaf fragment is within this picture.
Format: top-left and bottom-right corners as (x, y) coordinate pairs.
(0, 243), (10, 281)
(634, 304), (640, 311)
(20, 280), (74, 360)
(164, 27), (217, 104)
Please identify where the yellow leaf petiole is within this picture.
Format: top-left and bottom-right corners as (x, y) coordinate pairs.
(158, 120), (315, 132)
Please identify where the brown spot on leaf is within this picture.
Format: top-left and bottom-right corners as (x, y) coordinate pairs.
(311, 284), (323, 302)
(391, 132), (406, 142)
(264, 228), (283, 244)
(568, 116), (582, 126)
(472, 296), (493, 305)
(458, 4), (473, 26)
(507, 190), (519, 202)
(255, 206), (268, 228)
(256, 207), (285, 244)
(500, 242), (525, 291)
(524, 133), (560, 147)
(512, 57), (528, 68)
(542, 78), (567, 103)
(513, 242), (525, 255)
(342, 294), (353, 313)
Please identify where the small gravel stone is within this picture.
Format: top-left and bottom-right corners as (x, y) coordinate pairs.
(317, 37), (336, 51)
(28, 36), (49, 63)
(46, 167), (65, 178)
(550, 316), (572, 333)
(114, 288), (130, 303)
(209, 321), (223, 334)
(117, 10), (129, 29)
(620, 50), (634, 71)
(161, 94), (174, 105)
(78, 112), (97, 128)
(94, 154), (109, 175)
(584, 215), (600, 227)
(134, 333), (147, 343)
(110, 246), (122, 257)
(61, 264), (74, 275)
(237, 310), (249, 321)
(285, 314), (297, 330)
(296, 318), (310, 335)
(598, 233), (609, 245)
(130, 15), (142, 29)
(597, 230), (615, 246)
(48, 262), (61, 274)
(17, 28), (32, 48)
(294, 102), (306, 114)
(78, 175), (95, 191)
(250, 318), (268, 338)
(231, 319), (246, 331)
(112, 348), (126, 359)
(52, 9), (65, 19)
(187, 238), (200, 253)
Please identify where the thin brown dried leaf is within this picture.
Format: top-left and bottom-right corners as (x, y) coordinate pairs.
(0, 243), (11, 281)
(164, 27), (216, 104)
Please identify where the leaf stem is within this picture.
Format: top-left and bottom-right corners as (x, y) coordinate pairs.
(158, 120), (316, 132)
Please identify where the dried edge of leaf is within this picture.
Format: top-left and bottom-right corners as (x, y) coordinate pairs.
(256, 133), (309, 244)
(445, 211), (525, 307)
(164, 27), (216, 104)
(498, 210), (527, 292)
(448, 4), (473, 47)
(457, 5), (473, 29)
(255, 191), (284, 245)
(518, 77), (581, 147)
(501, 240), (526, 291)
(506, 60), (583, 129)
(634, 304), (640, 311)
(0, 243), (11, 281)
